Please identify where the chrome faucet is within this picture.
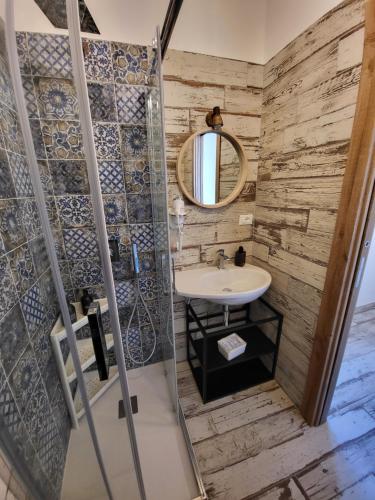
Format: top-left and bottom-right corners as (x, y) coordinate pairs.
(217, 249), (230, 269)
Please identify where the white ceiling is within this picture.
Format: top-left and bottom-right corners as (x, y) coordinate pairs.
(4, 0), (343, 64)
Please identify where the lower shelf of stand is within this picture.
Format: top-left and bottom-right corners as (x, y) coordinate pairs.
(74, 366), (119, 418)
(191, 358), (273, 403)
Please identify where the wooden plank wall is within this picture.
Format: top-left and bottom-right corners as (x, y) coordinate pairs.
(254, 0), (365, 407)
(163, 51), (263, 360)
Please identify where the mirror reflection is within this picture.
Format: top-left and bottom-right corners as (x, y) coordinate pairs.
(179, 131), (241, 205)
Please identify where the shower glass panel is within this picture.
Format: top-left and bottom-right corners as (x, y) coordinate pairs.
(0, 1), (145, 498)
(147, 29), (178, 409)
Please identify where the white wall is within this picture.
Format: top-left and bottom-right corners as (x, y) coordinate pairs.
(357, 230), (375, 308)
(264, 0), (343, 61)
(5, 0), (346, 63)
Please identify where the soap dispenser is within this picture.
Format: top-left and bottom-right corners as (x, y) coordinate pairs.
(234, 246), (246, 267)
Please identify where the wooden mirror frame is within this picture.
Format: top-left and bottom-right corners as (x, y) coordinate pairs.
(176, 128), (247, 209)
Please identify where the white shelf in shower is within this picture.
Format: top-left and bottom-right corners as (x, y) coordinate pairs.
(65, 333), (114, 383)
(50, 297), (117, 429)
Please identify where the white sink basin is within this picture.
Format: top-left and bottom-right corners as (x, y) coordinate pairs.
(175, 264), (272, 305)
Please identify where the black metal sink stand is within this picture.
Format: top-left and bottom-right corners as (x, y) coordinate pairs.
(185, 298), (283, 403)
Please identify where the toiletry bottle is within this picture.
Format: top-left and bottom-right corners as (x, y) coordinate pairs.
(81, 288), (93, 315)
(234, 246), (246, 267)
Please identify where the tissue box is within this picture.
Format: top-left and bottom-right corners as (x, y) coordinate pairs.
(218, 333), (247, 361)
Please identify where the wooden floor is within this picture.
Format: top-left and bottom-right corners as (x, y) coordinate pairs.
(177, 306), (375, 500)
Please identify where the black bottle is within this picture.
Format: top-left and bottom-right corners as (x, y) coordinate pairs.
(234, 246), (246, 267)
(80, 289), (93, 316)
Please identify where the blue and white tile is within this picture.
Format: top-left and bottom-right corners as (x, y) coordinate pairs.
(38, 160), (53, 195)
(0, 57), (15, 111)
(0, 106), (25, 155)
(93, 123), (121, 160)
(0, 200), (26, 251)
(21, 283), (46, 336)
(30, 119), (46, 159)
(111, 43), (148, 85)
(19, 199), (41, 239)
(8, 344), (40, 413)
(98, 160), (124, 193)
(107, 225), (131, 255)
(29, 235), (49, 278)
(27, 33), (72, 78)
(70, 258), (103, 288)
(56, 195), (93, 227)
(122, 326), (141, 351)
(0, 256), (18, 319)
(16, 32), (31, 75)
(63, 228), (98, 259)
(41, 120), (84, 159)
(130, 223), (154, 251)
(0, 304), (29, 375)
(115, 280), (135, 306)
(115, 85), (146, 124)
(137, 299), (159, 327)
(8, 243), (36, 296)
(23, 377), (51, 447)
(111, 256), (132, 281)
(49, 159), (89, 195)
(88, 83), (116, 122)
(103, 194), (127, 225)
(127, 193), (152, 223)
(21, 75), (39, 118)
(123, 159), (150, 194)
(35, 77), (78, 120)
(39, 270), (58, 312)
(31, 325), (53, 375)
(139, 275), (160, 301)
(138, 252), (156, 273)
(0, 148), (16, 199)
(83, 40), (113, 82)
(8, 152), (34, 197)
(121, 125), (147, 159)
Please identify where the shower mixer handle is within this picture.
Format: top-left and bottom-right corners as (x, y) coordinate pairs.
(132, 242), (140, 275)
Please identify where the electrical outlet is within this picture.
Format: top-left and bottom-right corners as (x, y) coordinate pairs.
(239, 214), (253, 225)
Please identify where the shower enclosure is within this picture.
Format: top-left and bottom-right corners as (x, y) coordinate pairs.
(0, 0), (187, 499)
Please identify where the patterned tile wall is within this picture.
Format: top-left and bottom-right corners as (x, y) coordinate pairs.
(0, 29), (70, 500)
(17, 32), (163, 368)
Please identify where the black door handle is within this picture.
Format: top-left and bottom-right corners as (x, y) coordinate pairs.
(87, 303), (109, 381)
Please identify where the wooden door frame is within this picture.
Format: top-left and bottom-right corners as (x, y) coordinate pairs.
(302, 0), (375, 426)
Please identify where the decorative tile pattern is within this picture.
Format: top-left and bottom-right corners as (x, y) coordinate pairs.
(9, 344), (40, 413)
(127, 193), (152, 223)
(87, 83), (116, 122)
(137, 299), (159, 326)
(111, 257), (132, 281)
(31, 324), (53, 374)
(121, 125), (147, 159)
(115, 280), (135, 306)
(0, 57), (15, 110)
(103, 195), (127, 225)
(111, 43), (148, 85)
(0, 304), (29, 375)
(29, 235), (49, 278)
(37, 160), (53, 195)
(93, 123), (121, 159)
(0, 200), (26, 251)
(29, 119), (46, 159)
(8, 152), (34, 197)
(16, 32), (31, 75)
(49, 159), (89, 195)
(35, 77), (78, 120)
(21, 76), (38, 118)
(63, 228), (98, 259)
(124, 159), (150, 194)
(0, 106), (25, 155)
(8, 243), (36, 296)
(130, 223), (154, 251)
(27, 33), (72, 78)
(23, 378), (51, 448)
(139, 252), (156, 273)
(98, 160), (124, 193)
(122, 326), (141, 349)
(0, 256), (17, 319)
(56, 195), (93, 227)
(0, 148), (16, 199)
(21, 283), (46, 336)
(107, 225), (131, 254)
(70, 259), (103, 287)
(83, 40), (113, 82)
(116, 85), (146, 124)
(139, 275), (160, 301)
(19, 199), (41, 239)
(41, 120), (84, 159)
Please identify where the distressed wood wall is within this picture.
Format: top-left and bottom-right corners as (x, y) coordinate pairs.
(163, 51), (263, 360)
(253, 0), (365, 407)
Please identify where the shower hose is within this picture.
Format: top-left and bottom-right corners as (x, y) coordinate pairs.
(125, 243), (157, 364)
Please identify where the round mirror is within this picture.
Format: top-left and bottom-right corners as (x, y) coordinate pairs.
(177, 129), (247, 208)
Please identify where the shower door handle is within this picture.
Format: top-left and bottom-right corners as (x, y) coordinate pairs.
(87, 303), (109, 381)
(161, 252), (170, 295)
